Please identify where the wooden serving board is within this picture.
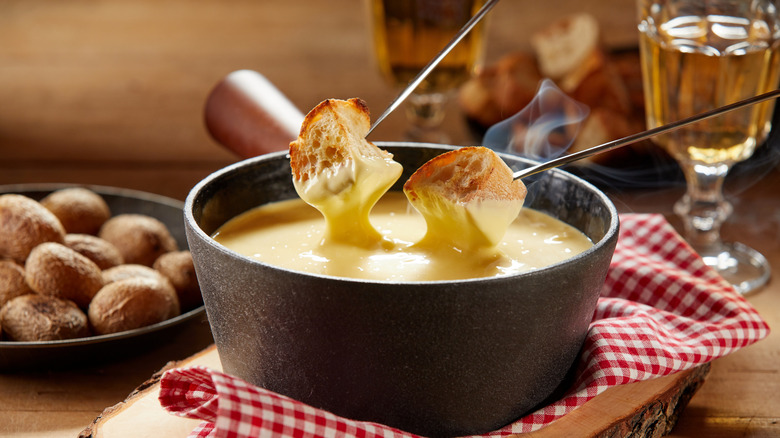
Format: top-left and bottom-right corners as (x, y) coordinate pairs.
(79, 345), (710, 438)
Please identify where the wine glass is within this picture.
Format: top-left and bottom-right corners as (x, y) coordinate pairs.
(637, 0), (780, 294)
(368, 0), (487, 143)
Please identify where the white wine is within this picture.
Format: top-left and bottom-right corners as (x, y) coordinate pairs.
(639, 14), (780, 164)
(370, 0), (486, 94)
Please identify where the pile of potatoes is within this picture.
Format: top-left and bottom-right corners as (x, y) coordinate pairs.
(0, 187), (202, 342)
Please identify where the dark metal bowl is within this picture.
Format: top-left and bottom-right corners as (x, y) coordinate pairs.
(184, 143), (619, 437)
(0, 184), (206, 372)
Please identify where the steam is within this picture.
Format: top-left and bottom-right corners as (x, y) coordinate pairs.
(483, 79), (589, 160)
(480, 79), (681, 190)
(480, 78), (780, 193)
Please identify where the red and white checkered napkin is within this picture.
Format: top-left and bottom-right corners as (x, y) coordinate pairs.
(159, 213), (770, 437)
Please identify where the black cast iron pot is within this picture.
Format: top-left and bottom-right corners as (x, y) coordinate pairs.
(184, 143), (619, 437)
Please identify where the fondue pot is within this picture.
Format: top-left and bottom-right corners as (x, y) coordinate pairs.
(184, 143), (619, 437)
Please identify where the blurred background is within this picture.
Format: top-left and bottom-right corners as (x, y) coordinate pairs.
(2, 3), (780, 437)
(0, 0), (640, 200)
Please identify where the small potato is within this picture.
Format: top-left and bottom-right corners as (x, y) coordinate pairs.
(154, 251), (202, 311)
(99, 214), (178, 266)
(0, 294), (89, 341)
(0, 194), (66, 263)
(40, 187), (111, 235)
(25, 242), (104, 308)
(65, 234), (124, 270)
(102, 264), (169, 285)
(0, 260), (33, 308)
(88, 277), (180, 335)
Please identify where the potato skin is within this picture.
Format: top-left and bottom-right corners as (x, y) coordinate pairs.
(154, 251), (202, 311)
(64, 234), (124, 270)
(102, 264), (169, 285)
(0, 194), (66, 263)
(40, 187), (111, 235)
(0, 188), (190, 343)
(25, 242), (104, 308)
(99, 214), (178, 266)
(0, 294), (89, 341)
(88, 277), (180, 335)
(0, 260), (33, 308)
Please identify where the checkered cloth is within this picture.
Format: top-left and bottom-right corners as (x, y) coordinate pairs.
(159, 213), (769, 437)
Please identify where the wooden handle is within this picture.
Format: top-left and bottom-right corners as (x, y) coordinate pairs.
(204, 70), (305, 158)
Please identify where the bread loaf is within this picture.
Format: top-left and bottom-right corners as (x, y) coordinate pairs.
(530, 13), (601, 92)
(458, 13), (649, 165)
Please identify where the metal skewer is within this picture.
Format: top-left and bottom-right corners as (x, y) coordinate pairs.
(513, 88), (780, 180)
(366, 0), (501, 136)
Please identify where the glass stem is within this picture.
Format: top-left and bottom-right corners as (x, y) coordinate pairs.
(406, 93), (447, 129)
(674, 162), (733, 251)
(404, 92), (449, 143)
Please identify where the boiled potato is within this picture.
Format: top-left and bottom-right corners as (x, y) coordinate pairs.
(88, 277), (180, 335)
(99, 214), (178, 266)
(25, 242), (104, 308)
(0, 194), (66, 263)
(154, 251), (202, 311)
(40, 187), (111, 235)
(1, 294), (89, 341)
(64, 233), (124, 270)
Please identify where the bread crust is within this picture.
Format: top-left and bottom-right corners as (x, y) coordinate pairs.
(458, 52), (543, 127)
(403, 147), (527, 249)
(287, 98), (403, 246)
(289, 98), (391, 182)
(531, 13), (600, 89)
(458, 13), (649, 166)
(404, 147), (526, 204)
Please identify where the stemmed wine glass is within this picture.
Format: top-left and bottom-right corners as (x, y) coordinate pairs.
(637, 0), (780, 294)
(368, 0), (487, 143)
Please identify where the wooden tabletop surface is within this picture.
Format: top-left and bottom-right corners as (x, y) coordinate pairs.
(1, 1), (778, 437)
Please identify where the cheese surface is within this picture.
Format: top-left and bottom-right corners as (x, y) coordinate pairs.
(212, 192), (592, 282)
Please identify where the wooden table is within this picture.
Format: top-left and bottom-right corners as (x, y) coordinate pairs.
(1, 1), (778, 437)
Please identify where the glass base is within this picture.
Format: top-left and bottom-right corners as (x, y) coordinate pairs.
(698, 241), (771, 296)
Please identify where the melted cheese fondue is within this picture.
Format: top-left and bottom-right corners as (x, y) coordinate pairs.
(212, 192), (593, 282)
(292, 150), (402, 248)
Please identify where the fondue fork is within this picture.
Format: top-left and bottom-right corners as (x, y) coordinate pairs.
(512, 88), (780, 180)
(366, 0), (501, 136)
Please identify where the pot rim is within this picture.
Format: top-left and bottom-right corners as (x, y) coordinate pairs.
(184, 142), (619, 285)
